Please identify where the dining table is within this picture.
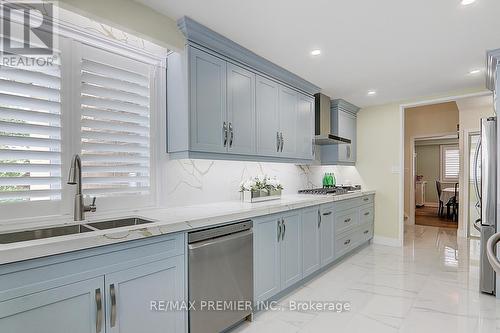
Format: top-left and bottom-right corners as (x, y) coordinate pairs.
(440, 187), (459, 204)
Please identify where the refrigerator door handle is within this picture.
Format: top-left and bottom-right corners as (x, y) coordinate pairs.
(473, 137), (482, 203)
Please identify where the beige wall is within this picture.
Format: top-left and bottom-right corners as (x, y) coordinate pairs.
(403, 102), (459, 218)
(415, 145), (441, 203)
(53, 0), (185, 50)
(357, 103), (401, 241)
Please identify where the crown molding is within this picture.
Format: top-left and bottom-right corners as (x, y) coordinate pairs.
(177, 16), (320, 96)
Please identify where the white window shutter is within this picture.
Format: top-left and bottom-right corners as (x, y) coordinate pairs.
(442, 145), (459, 181)
(0, 56), (62, 202)
(79, 46), (151, 197)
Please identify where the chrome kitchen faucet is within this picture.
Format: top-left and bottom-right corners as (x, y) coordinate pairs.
(68, 154), (97, 221)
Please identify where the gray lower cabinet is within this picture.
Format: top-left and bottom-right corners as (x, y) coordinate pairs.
(0, 276), (104, 333)
(254, 195), (374, 304)
(253, 210), (302, 302)
(319, 204), (335, 266)
(0, 234), (186, 333)
(301, 207), (320, 277)
(105, 256), (185, 333)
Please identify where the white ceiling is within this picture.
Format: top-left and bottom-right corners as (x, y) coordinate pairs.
(136, 0), (500, 107)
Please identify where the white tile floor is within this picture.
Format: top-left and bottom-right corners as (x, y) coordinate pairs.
(232, 224), (500, 332)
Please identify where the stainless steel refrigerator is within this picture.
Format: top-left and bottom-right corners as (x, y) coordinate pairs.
(476, 117), (497, 295)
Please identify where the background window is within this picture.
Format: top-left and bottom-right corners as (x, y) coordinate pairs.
(441, 145), (459, 182)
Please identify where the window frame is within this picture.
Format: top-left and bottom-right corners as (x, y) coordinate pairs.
(0, 19), (166, 221)
(440, 144), (460, 183)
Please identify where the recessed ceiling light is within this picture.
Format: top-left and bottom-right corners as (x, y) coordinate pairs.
(310, 49), (321, 56)
(468, 69), (482, 75)
(367, 90), (377, 96)
(461, 0), (476, 5)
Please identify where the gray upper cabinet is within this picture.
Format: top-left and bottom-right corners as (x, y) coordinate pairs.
(256, 75), (280, 157)
(319, 99), (359, 165)
(189, 46), (227, 153)
(226, 63), (256, 155)
(168, 17), (319, 163)
(278, 86), (298, 158)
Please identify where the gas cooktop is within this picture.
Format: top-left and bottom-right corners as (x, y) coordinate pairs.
(298, 185), (361, 195)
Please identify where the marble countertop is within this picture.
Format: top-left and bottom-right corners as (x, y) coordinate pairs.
(0, 191), (375, 265)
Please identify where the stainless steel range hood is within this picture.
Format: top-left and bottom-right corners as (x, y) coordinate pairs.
(314, 93), (351, 145)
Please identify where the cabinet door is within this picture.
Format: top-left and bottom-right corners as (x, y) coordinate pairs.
(337, 110), (356, 163)
(0, 277), (104, 333)
(105, 256), (185, 333)
(320, 204), (335, 266)
(256, 75), (280, 157)
(280, 211), (302, 289)
(301, 207), (320, 277)
(297, 94), (314, 159)
(253, 214), (281, 302)
(189, 46), (227, 153)
(278, 85), (298, 158)
(227, 63), (256, 155)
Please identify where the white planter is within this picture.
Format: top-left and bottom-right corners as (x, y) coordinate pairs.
(242, 189), (282, 203)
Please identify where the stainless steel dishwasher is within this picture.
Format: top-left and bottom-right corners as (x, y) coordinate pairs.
(188, 220), (253, 333)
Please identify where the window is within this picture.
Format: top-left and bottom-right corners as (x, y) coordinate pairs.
(0, 16), (165, 218)
(0, 55), (62, 203)
(441, 145), (459, 182)
(80, 46), (151, 198)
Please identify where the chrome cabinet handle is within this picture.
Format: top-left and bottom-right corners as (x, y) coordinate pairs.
(229, 122), (234, 147)
(344, 239), (351, 245)
(347, 145), (351, 159)
(276, 132), (280, 152)
(110, 284), (117, 327)
(280, 132), (284, 152)
(95, 288), (103, 333)
(344, 218), (351, 223)
(223, 122), (228, 147)
(364, 230), (369, 234)
(322, 211), (332, 216)
(318, 210), (321, 228)
(277, 219), (281, 242)
(364, 212), (370, 216)
(363, 197), (369, 202)
(281, 218), (286, 241)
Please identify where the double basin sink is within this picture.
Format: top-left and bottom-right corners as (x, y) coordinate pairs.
(0, 217), (154, 244)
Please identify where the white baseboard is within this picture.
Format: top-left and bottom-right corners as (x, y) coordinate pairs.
(373, 235), (402, 247)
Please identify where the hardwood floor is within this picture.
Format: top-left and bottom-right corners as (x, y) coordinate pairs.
(415, 205), (458, 229)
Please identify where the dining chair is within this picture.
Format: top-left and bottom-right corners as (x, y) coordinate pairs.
(450, 182), (459, 222)
(436, 180), (444, 217)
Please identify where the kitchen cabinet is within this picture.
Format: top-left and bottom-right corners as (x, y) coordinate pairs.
(256, 75), (281, 157)
(226, 63), (256, 155)
(188, 46), (227, 153)
(0, 234), (186, 333)
(319, 99), (359, 165)
(319, 204), (335, 267)
(280, 211), (302, 288)
(301, 207), (320, 277)
(253, 210), (302, 302)
(168, 27), (317, 163)
(105, 257), (185, 333)
(253, 214), (281, 303)
(0, 276), (104, 333)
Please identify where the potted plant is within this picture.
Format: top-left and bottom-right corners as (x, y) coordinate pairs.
(240, 175), (283, 203)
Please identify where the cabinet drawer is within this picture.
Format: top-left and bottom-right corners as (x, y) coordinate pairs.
(335, 231), (357, 258)
(359, 205), (374, 223)
(358, 195), (374, 206)
(358, 223), (373, 244)
(335, 209), (358, 234)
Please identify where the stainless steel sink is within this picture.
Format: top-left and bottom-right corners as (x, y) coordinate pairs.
(86, 217), (154, 230)
(0, 224), (93, 244)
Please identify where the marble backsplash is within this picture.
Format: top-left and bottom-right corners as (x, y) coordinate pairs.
(161, 159), (364, 207)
